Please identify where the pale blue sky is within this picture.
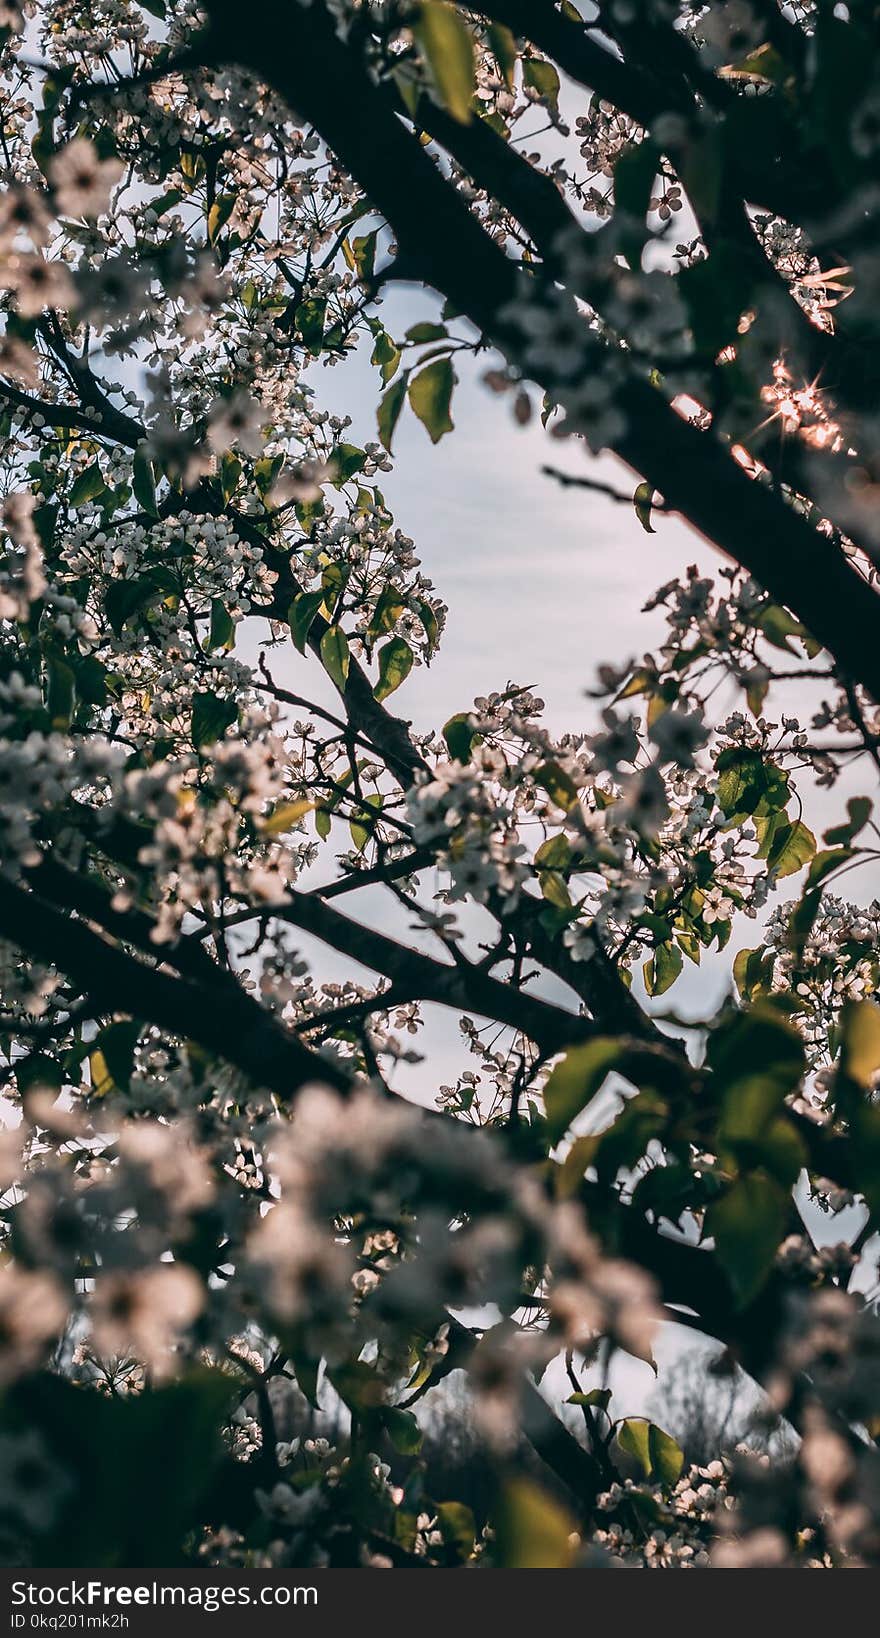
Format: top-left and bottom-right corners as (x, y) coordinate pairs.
(269, 284), (880, 1108)
(278, 288), (731, 1040)
(313, 288), (707, 735)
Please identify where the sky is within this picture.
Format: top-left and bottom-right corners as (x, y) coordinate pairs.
(270, 285), (733, 1058)
(278, 288), (880, 1403)
(260, 279), (880, 1111)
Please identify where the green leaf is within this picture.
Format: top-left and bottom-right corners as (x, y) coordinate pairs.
(132, 448), (158, 516)
(104, 577), (161, 636)
(754, 1115), (809, 1188)
(350, 230), (378, 282)
(374, 636), (413, 701)
(745, 670), (769, 718)
(208, 598), (235, 652)
(377, 372), (409, 453)
(616, 665), (656, 702)
(707, 1172), (789, 1307)
(368, 583), (406, 642)
(418, 599), (439, 652)
(408, 357), (455, 443)
(555, 1131), (603, 1197)
(539, 868), (572, 910)
(321, 560), (349, 615)
(533, 760), (579, 811)
(840, 999), (880, 1088)
(370, 325), (401, 386)
(732, 945), (775, 1002)
(486, 21), (518, 85)
(45, 652), (75, 728)
(349, 813), (369, 853)
(757, 603), (808, 653)
(643, 941), (683, 997)
(207, 193), (235, 244)
(295, 296), (327, 356)
(715, 746), (790, 822)
(192, 692), (236, 748)
(587, 1089), (669, 1197)
(805, 846), (852, 892)
(31, 502), (57, 553)
(69, 462), (106, 507)
(329, 1359), (386, 1412)
(614, 138), (659, 225)
(493, 1478), (576, 1569)
(633, 481), (656, 533)
(764, 817), (815, 879)
(567, 1388), (611, 1411)
(288, 589), (324, 654)
(712, 1006), (808, 1177)
(219, 451), (241, 503)
(443, 712), (476, 763)
(415, 2), (476, 123)
(295, 493), (325, 532)
(405, 321), (449, 344)
(150, 187), (183, 218)
(679, 232), (742, 350)
(93, 1020), (141, 1092)
(618, 1419), (684, 1487)
(535, 833), (572, 871)
(825, 796), (873, 846)
(381, 1406), (423, 1455)
(709, 1002), (805, 1100)
(290, 1352), (322, 1409)
(543, 1037), (621, 1144)
(331, 442), (367, 485)
(523, 57), (561, 114)
(262, 798), (315, 835)
(320, 624), (350, 691)
(789, 887), (822, 961)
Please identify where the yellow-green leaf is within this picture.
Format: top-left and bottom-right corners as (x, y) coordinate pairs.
(617, 1419), (683, 1487)
(523, 57), (561, 113)
(415, 1), (476, 123)
(841, 999), (880, 1088)
(288, 589), (324, 654)
(374, 636), (413, 701)
(493, 1478), (577, 1569)
(643, 941), (682, 997)
(262, 798), (315, 835)
(208, 598), (235, 652)
(765, 817), (816, 880)
(320, 624), (350, 691)
(633, 481), (656, 533)
(486, 20), (517, 86)
(377, 372), (409, 453)
(543, 1037), (621, 1144)
(408, 357), (455, 443)
(70, 461), (106, 507)
(825, 796), (873, 846)
(132, 448), (158, 516)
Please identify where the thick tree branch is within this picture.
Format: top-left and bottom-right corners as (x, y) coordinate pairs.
(0, 873), (351, 1096)
(200, 0), (880, 704)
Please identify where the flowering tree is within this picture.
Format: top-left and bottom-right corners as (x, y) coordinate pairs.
(1, 0), (880, 1570)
